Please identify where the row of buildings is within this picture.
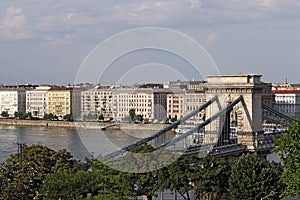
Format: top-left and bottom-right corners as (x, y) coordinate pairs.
(0, 77), (300, 122)
(0, 86), (81, 119)
(0, 81), (207, 122)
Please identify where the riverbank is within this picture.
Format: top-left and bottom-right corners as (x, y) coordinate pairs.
(0, 119), (169, 131)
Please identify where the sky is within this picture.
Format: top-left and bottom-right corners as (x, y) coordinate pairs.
(1, 0), (300, 85)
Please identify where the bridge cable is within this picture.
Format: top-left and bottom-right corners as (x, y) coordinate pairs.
(104, 95), (219, 159)
(262, 115), (289, 127)
(261, 103), (300, 125)
(161, 95), (244, 148)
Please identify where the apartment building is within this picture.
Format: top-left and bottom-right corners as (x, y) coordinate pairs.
(184, 90), (206, 123)
(167, 89), (206, 122)
(112, 88), (154, 121)
(272, 83), (300, 117)
(46, 87), (81, 118)
(167, 90), (185, 120)
(26, 86), (51, 118)
(0, 88), (26, 117)
(81, 87), (113, 120)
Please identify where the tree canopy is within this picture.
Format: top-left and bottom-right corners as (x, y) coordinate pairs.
(229, 154), (282, 200)
(273, 122), (300, 197)
(0, 144), (75, 199)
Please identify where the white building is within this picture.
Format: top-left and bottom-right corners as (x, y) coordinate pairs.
(26, 86), (51, 118)
(272, 84), (300, 117)
(0, 88), (26, 117)
(112, 88), (154, 122)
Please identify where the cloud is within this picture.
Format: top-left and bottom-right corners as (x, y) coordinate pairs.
(0, 6), (34, 40)
(110, 0), (204, 25)
(204, 31), (218, 45)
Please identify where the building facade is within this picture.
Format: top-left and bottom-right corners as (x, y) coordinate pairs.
(272, 83), (300, 117)
(81, 87), (113, 120)
(26, 86), (51, 118)
(167, 90), (206, 122)
(46, 87), (81, 118)
(167, 90), (185, 120)
(0, 88), (26, 117)
(112, 88), (154, 122)
(184, 90), (206, 123)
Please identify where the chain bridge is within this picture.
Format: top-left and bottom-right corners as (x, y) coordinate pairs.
(105, 75), (299, 161)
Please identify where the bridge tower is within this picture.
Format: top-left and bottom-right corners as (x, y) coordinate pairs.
(205, 74), (273, 151)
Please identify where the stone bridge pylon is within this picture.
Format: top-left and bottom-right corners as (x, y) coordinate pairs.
(204, 74), (273, 151)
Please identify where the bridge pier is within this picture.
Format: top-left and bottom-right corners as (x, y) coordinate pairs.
(205, 75), (273, 151)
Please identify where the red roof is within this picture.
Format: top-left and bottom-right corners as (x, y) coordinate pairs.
(272, 90), (300, 94)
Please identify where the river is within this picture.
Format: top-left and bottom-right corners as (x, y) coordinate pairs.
(0, 125), (155, 162)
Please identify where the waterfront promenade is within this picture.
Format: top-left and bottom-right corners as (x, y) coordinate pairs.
(0, 119), (168, 130)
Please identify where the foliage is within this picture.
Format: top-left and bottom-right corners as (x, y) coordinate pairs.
(167, 157), (195, 200)
(136, 114), (143, 122)
(129, 108), (136, 122)
(39, 170), (100, 199)
(229, 154), (282, 200)
(14, 111), (32, 119)
(63, 113), (74, 121)
(98, 114), (104, 121)
(191, 156), (230, 200)
(170, 117), (177, 123)
(273, 122), (300, 197)
(43, 113), (58, 120)
(1, 111), (9, 118)
(88, 158), (135, 199)
(0, 144), (75, 199)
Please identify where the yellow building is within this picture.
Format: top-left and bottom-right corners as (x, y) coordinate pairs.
(46, 88), (73, 117)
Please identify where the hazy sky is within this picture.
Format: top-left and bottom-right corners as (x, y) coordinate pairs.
(1, 0), (300, 85)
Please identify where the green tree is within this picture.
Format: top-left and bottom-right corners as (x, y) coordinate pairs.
(191, 156), (230, 200)
(14, 111), (29, 119)
(88, 158), (135, 199)
(0, 144), (75, 199)
(170, 117), (177, 123)
(98, 114), (104, 121)
(43, 113), (57, 120)
(136, 114), (143, 122)
(129, 108), (136, 122)
(39, 170), (100, 199)
(229, 154), (282, 200)
(167, 157), (195, 200)
(1, 111), (9, 118)
(273, 122), (300, 197)
(63, 113), (74, 121)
